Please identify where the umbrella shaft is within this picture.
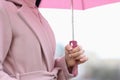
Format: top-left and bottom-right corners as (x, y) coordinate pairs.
(71, 0), (74, 40)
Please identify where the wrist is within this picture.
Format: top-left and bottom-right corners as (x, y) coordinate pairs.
(65, 57), (73, 73)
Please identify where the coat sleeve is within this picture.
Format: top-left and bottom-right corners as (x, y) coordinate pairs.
(0, 5), (17, 80)
(55, 56), (78, 80)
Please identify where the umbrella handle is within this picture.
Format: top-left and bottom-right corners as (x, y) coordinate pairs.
(69, 40), (77, 48)
(69, 40), (78, 76)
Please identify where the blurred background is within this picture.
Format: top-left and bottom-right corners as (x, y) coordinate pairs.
(39, 2), (120, 80)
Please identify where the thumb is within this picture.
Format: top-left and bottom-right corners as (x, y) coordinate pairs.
(65, 44), (72, 51)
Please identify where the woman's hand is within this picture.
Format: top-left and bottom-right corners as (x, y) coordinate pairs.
(65, 44), (88, 68)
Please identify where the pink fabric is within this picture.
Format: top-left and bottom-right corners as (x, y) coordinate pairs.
(0, 0), (76, 80)
(40, 0), (120, 9)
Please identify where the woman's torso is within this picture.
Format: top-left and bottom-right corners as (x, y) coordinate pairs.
(1, 0), (58, 80)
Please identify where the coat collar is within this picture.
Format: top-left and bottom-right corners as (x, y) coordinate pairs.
(22, 0), (36, 8)
(8, 0), (37, 8)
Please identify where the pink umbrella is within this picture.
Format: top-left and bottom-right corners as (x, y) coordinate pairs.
(39, 0), (120, 76)
(40, 0), (120, 10)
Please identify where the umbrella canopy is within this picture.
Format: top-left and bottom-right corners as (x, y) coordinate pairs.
(39, 0), (120, 76)
(40, 0), (120, 10)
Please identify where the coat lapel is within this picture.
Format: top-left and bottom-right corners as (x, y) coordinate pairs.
(17, 5), (55, 71)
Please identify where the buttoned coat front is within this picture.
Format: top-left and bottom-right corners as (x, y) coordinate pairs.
(0, 0), (76, 80)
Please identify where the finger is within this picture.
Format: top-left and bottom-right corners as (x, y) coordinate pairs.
(65, 44), (72, 51)
(72, 46), (82, 53)
(75, 54), (86, 60)
(65, 45), (72, 56)
(69, 49), (84, 58)
(69, 52), (80, 58)
(79, 56), (88, 63)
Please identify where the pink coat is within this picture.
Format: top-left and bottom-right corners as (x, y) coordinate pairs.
(0, 0), (77, 80)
